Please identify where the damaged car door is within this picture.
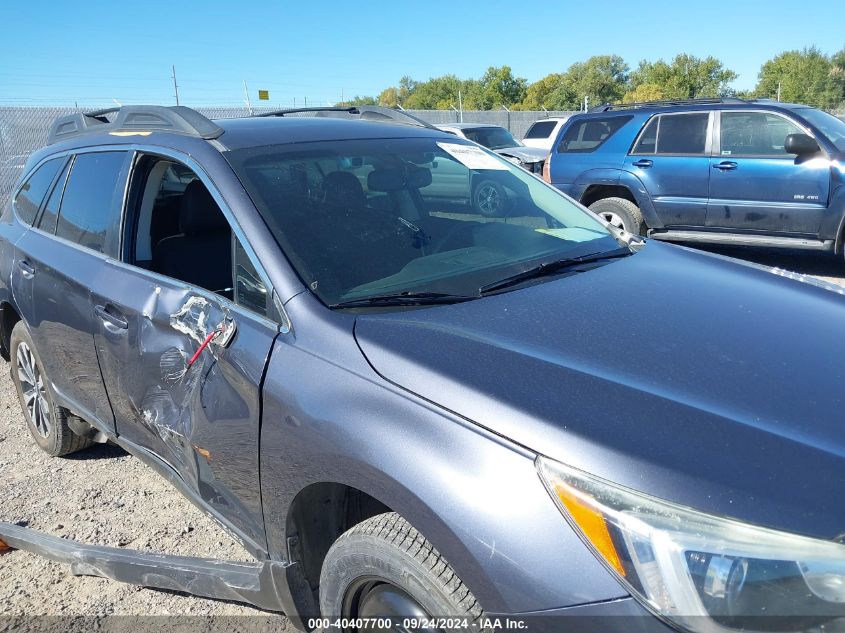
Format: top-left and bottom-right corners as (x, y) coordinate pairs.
(89, 155), (280, 551)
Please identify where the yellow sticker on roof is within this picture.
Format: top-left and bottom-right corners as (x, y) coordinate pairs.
(109, 131), (153, 137)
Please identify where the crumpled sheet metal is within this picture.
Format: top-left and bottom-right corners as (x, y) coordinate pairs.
(0, 521), (290, 612)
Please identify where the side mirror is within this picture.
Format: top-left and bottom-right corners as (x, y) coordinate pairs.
(784, 133), (820, 156)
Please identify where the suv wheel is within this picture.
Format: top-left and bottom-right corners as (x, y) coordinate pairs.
(10, 321), (92, 456)
(589, 197), (646, 235)
(320, 512), (486, 631)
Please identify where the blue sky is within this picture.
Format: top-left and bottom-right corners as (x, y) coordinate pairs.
(1, 0), (843, 107)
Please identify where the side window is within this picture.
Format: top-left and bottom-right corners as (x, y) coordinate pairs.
(38, 159), (71, 234)
(557, 116), (632, 153)
(234, 237), (270, 316)
(56, 152), (127, 254)
(632, 117), (658, 154)
(12, 158), (63, 225)
(720, 112), (803, 157)
(654, 113), (709, 155)
(524, 121), (556, 139)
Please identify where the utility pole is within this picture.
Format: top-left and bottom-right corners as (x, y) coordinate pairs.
(777, 81), (782, 102)
(172, 65), (180, 106)
(458, 89), (463, 123)
(243, 80), (253, 115)
(340, 88), (344, 106)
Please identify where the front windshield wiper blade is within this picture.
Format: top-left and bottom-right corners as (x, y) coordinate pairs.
(330, 291), (477, 309)
(478, 248), (633, 295)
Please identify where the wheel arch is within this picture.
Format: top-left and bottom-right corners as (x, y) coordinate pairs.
(0, 300), (22, 361)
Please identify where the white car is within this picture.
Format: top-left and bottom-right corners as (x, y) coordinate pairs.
(522, 117), (571, 151)
(436, 123), (547, 174)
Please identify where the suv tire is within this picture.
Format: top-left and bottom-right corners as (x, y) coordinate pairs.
(320, 512), (487, 631)
(10, 321), (92, 457)
(589, 197), (646, 235)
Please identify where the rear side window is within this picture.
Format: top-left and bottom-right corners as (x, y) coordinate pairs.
(13, 158), (63, 225)
(38, 160), (71, 234)
(633, 113), (709, 155)
(56, 152), (127, 253)
(525, 121), (557, 139)
(557, 116), (632, 153)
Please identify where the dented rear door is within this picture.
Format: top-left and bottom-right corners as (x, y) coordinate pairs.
(90, 261), (277, 550)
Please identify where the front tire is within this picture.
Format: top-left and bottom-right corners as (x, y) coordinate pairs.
(320, 512), (486, 631)
(10, 321), (92, 457)
(589, 197), (646, 235)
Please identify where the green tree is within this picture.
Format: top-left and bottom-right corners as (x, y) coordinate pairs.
(378, 86), (399, 108)
(403, 74), (466, 109)
(470, 66), (528, 109)
(756, 47), (845, 108)
(559, 55), (629, 109)
(347, 95), (377, 106)
(519, 73), (565, 109)
(622, 83), (664, 103)
(629, 54), (737, 100)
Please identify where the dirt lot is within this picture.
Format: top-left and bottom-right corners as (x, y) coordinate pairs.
(1, 245), (843, 623)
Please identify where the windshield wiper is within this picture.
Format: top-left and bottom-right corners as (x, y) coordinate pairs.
(478, 248), (633, 295)
(330, 291), (477, 309)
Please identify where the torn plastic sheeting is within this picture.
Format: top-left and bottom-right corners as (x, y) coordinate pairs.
(0, 521), (291, 612)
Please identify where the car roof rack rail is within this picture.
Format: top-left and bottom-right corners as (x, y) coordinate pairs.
(255, 105), (437, 129)
(47, 105), (225, 145)
(589, 97), (748, 112)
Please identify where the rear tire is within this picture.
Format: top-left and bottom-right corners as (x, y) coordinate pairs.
(10, 321), (92, 457)
(589, 197), (646, 235)
(320, 512), (487, 631)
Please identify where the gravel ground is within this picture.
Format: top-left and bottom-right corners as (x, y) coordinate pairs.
(0, 244), (843, 623)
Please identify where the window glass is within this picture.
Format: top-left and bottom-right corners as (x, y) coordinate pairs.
(720, 112), (802, 157)
(655, 113), (709, 155)
(799, 108), (845, 152)
(56, 152), (126, 253)
(558, 116), (632, 153)
(38, 160), (71, 234)
(462, 127), (520, 150)
(13, 158), (63, 225)
(234, 237), (269, 315)
(226, 137), (619, 308)
(632, 117), (658, 154)
(524, 121), (557, 139)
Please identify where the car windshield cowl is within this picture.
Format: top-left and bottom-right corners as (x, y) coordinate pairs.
(330, 291), (478, 310)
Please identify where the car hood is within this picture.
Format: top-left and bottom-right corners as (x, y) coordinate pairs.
(493, 145), (548, 163)
(354, 242), (845, 539)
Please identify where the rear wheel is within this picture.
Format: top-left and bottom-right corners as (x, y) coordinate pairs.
(320, 512), (486, 631)
(10, 321), (92, 456)
(589, 197), (646, 235)
(472, 179), (509, 217)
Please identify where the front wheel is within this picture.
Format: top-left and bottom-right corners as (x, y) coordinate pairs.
(588, 197), (646, 235)
(10, 321), (92, 456)
(320, 513), (487, 632)
(472, 179), (510, 217)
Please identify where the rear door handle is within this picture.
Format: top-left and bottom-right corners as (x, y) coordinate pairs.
(17, 260), (35, 278)
(94, 304), (128, 330)
(632, 159), (653, 168)
(713, 161), (738, 171)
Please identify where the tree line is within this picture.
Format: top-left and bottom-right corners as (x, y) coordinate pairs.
(346, 48), (845, 111)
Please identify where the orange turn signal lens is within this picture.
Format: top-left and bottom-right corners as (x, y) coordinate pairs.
(553, 482), (625, 577)
(0, 537), (12, 554)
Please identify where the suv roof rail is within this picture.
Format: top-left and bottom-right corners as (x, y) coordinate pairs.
(255, 105), (437, 129)
(589, 97), (748, 112)
(47, 105), (225, 145)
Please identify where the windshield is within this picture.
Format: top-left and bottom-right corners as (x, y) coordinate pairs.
(462, 127), (521, 150)
(226, 137), (620, 307)
(799, 108), (845, 152)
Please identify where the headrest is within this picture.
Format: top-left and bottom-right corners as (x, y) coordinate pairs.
(367, 166), (432, 192)
(180, 180), (229, 235)
(323, 171), (366, 208)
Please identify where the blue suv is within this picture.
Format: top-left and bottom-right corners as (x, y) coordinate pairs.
(543, 98), (845, 255)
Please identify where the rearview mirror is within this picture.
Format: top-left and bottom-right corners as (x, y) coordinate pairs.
(784, 133), (820, 156)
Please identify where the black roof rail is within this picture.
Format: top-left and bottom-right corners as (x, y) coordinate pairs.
(589, 97), (748, 113)
(255, 105), (437, 129)
(47, 105), (225, 145)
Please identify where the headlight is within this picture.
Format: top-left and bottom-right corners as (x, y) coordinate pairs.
(537, 457), (845, 632)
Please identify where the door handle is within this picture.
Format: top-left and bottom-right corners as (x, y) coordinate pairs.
(713, 161), (738, 171)
(632, 159), (653, 168)
(17, 260), (35, 279)
(94, 304), (128, 330)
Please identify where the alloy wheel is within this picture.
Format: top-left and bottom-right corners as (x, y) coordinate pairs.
(476, 184), (502, 216)
(16, 341), (51, 437)
(598, 210), (626, 230)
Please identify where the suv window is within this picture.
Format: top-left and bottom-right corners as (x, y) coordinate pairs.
(56, 152), (127, 254)
(633, 113), (709, 155)
(13, 158), (63, 225)
(720, 111), (803, 157)
(525, 121), (557, 139)
(558, 116), (632, 153)
(38, 159), (71, 234)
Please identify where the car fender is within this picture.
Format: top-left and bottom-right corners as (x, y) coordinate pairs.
(258, 295), (626, 616)
(617, 170), (663, 229)
(820, 183), (845, 247)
